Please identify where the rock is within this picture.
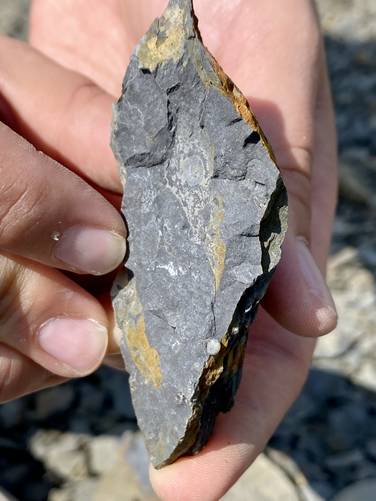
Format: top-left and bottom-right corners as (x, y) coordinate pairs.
(307, 482), (336, 501)
(339, 149), (376, 209)
(314, 249), (376, 366)
(95, 433), (158, 501)
(298, 485), (326, 501)
(0, 487), (17, 501)
(49, 480), (98, 501)
(99, 368), (136, 420)
(352, 360), (376, 392)
(87, 436), (120, 475)
(111, 0), (287, 468)
(0, 399), (24, 428)
(326, 405), (368, 452)
(45, 450), (88, 482)
(325, 449), (364, 471)
(365, 439), (376, 460)
(0, 0), (29, 39)
(332, 480), (376, 501)
(122, 432), (153, 492)
(35, 385), (75, 420)
(222, 454), (299, 501)
(30, 431), (89, 481)
(76, 382), (104, 414)
(266, 449), (327, 501)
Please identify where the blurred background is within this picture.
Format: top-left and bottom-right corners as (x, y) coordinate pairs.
(0, 0), (375, 500)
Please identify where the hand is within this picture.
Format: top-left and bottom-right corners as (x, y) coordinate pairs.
(0, 35), (128, 399)
(29, 0), (338, 499)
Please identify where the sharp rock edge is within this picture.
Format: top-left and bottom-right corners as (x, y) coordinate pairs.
(111, 0), (288, 468)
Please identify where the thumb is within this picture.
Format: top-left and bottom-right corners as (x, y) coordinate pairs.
(261, 51), (338, 338)
(262, 231), (337, 337)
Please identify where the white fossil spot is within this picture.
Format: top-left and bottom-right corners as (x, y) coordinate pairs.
(158, 262), (178, 277)
(206, 338), (221, 356)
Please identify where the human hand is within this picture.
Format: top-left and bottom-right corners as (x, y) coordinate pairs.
(0, 34), (128, 400)
(29, 0), (338, 499)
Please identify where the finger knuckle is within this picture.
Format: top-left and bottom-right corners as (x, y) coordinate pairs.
(0, 256), (24, 329)
(0, 171), (50, 248)
(276, 145), (313, 177)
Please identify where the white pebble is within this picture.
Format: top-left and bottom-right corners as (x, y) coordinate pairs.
(206, 339), (221, 356)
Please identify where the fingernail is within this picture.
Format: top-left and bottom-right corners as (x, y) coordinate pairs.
(54, 226), (126, 275)
(38, 318), (108, 375)
(297, 237), (337, 333)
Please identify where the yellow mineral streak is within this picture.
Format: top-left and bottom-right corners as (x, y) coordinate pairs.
(137, 6), (186, 71)
(124, 283), (162, 388)
(207, 196), (226, 291)
(209, 56), (277, 164)
(190, 22), (276, 164)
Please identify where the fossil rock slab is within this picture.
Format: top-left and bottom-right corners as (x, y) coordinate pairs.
(111, 0), (288, 468)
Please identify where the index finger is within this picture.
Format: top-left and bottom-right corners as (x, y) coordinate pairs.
(0, 122), (126, 276)
(0, 35), (120, 193)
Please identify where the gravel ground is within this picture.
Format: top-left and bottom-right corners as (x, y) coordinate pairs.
(0, 1), (376, 500)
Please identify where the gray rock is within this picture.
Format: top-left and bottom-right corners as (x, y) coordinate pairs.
(49, 480), (98, 501)
(99, 369), (135, 420)
(366, 439), (376, 461)
(332, 480), (376, 501)
(35, 385), (75, 420)
(87, 436), (120, 475)
(123, 432), (153, 492)
(339, 149), (376, 209)
(94, 433), (158, 501)
(0, 0), (29, 39)
(222, 454), (299, 501)
(327, 406), (368, 451)
(325, 449), (365, 471)
(30, 431), (89, 481)
(111, 0), (287, 468)
(0, 399), (24, 428)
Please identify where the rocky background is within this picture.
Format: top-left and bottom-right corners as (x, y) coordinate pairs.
(0, 0), (375, 500)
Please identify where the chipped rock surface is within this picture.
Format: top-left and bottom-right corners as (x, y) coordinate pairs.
(111, 0), (287, 467)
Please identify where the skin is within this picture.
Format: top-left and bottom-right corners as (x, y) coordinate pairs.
(0, 0), (337, 499)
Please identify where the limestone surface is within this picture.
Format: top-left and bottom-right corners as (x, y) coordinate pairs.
(111, 0), (287, 468)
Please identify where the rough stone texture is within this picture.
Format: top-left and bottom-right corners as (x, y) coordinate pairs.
(95, 433), (158, 501)
(111, 0), (287, 467)
(34, 385), (75, 420)
(87, 436), (120, 475)
(30, 431), (89, 482)
(49, 480), (98, 501)
(331, 480), (376, 501)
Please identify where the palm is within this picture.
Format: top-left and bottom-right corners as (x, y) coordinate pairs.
(30, 1), (337, 499)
